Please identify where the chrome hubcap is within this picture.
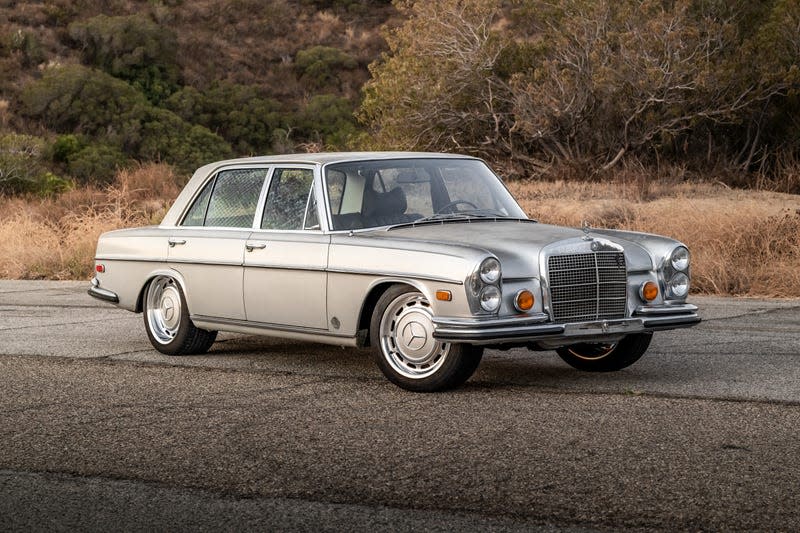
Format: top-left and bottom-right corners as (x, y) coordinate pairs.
(380, 292), (449, 379)
(146, 276), (182, 344)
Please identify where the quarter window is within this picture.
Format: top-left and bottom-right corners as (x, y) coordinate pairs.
(261, 168), (316, 230)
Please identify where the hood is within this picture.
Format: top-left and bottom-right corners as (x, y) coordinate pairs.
(358, 220), (655, 278)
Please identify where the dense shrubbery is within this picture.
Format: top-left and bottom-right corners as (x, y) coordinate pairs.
(165, 83), (283, 155)
(361, 0), (800, 185)
(68, 14), (181, 104)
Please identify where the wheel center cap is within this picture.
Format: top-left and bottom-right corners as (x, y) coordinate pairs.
(163, 298), (175, 321)
(401, 321), (428, 351)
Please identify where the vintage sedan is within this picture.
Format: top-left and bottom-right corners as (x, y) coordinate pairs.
(89, 152), (699, 391)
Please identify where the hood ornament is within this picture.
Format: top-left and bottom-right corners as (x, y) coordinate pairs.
(581, 220), (592, 241)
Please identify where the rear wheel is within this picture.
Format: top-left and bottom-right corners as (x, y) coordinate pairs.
(556, 332), (652, 372)
(143, 276), (217, 355)
(370, 285), (482, 392)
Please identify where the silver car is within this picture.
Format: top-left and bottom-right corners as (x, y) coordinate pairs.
(89, 152), (699, 391)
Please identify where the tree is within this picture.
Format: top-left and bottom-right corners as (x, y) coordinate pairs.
(360, 0), (511, 159)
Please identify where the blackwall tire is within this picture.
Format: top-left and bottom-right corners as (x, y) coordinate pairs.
(143, 276), (217, 356)
(556, 332), (652, 372)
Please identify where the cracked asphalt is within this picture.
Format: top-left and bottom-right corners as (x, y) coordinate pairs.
(1, 281), (799, 531)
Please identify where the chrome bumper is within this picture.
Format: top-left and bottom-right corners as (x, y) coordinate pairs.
(87, 277), (119, 304)
(432, 304), (700, 345)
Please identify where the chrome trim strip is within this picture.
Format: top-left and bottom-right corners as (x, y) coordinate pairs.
(92, 257), (462, 283)
(191, 315), (350, 337)
(95, 256), (166, 263)
(326, 268), (463, 285)
(634, 303), (698, 315)
(433, 313), (550, 328)
(169, 258), (243, 267)
(433, 312), (700, 344)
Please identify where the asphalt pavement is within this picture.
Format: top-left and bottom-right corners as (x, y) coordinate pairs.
(1, 281), (799, 531)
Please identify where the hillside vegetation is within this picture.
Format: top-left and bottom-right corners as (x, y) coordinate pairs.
(1, 0), (394, 193)
(0, 1), (799, 294)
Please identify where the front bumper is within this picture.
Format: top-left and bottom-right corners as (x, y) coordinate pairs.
(87, 277), (119, 304)
(432, 303), (700, 345)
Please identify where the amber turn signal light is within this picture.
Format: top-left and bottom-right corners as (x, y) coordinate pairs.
(436, 290), (452, 301)
(640, 280), (658, 302)
(514, 289), (535, 312)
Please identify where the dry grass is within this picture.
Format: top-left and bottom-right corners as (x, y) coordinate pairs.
(1, 165), (799, 297)
(0, 163), (179, 280)
(509, 180), (800, 297)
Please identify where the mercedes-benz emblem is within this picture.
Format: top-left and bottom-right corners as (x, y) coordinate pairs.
(402, 322), (427, 351)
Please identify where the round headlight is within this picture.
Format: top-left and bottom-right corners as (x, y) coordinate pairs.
(479, 285), (501, 312)
(670, 246), (690, 271)
(479, 257), (501, 284)
(668, 272), (689, 299)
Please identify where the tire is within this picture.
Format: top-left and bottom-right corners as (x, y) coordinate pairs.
(370, 285), (483, 392)
(556, 332), (652, 372)
(143, 276), (217, 356)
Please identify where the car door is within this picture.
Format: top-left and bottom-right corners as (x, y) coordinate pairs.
(243, 167), (329, 330)
(168, 166), (268, 320)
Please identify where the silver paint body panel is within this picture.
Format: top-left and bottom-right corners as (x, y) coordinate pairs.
(91, 152), (699, 348)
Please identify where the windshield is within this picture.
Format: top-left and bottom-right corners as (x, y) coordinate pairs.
(324, 158), (527, 230)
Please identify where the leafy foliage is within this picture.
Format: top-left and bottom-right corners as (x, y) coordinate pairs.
(0, 134), (70, 195)
(294, 94), (359, 148)
(295, 46), (358, 90)
(361, 0), (800, 178)
(68, 14), (180, 103)
(165, 83), (283, 155)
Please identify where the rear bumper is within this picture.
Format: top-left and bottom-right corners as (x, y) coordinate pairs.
(87, 277), (119, 304)
(432, 303), (700, 345)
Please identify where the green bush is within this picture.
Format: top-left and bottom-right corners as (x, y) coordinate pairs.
(68, 14), (180, 103)
(293, 94), (358, 148)
(49, 134), (86, 164)
(135, 107), (233, 175)
(20, 65), (149, 139)
(67, 144), (130, 185)
(0, 134), (70, 196)
(295, 46), (358, 90)
(9, 30), (45, 67)
(165, 83), (283, 155)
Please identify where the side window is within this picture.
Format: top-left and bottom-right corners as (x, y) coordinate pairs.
(182, 178), (214, 226)
(261, 168), (315, 230)
(181, 168), (266, 227)
(203, 168), (266, 228)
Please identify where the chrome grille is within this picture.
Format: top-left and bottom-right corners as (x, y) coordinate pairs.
(547, 252), (627, 323)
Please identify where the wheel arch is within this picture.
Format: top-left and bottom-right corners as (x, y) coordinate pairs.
(356, 279), (431, 347)
(135, 269), (189, 313)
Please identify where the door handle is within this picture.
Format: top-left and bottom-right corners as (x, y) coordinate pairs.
(168, 238), (187, 247)
(245, 242), (267, 252)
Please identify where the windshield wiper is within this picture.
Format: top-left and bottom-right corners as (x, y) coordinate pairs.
(413, 209), (507, 224)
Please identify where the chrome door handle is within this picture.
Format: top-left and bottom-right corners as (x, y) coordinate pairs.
(245, 242), (267, 252)
(168, 238), (187, 247)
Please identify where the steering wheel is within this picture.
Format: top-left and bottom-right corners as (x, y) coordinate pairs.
(436, 200), (479, 214)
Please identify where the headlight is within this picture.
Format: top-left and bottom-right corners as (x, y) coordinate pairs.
(670, 246), (690, 271)
(667, 272), (689, 298)
(479, 285), (501, 312)
(479, 257), (501, 284)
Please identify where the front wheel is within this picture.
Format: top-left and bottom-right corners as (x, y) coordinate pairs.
(556, 332), (652, 372)
(143, 276), (217, 355)
(370, 285), (483, 392)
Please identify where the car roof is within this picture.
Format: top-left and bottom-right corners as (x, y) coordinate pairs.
(199, 151), (480, 168)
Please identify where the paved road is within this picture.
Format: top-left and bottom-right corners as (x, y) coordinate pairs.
(1, 281), (799, 531)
